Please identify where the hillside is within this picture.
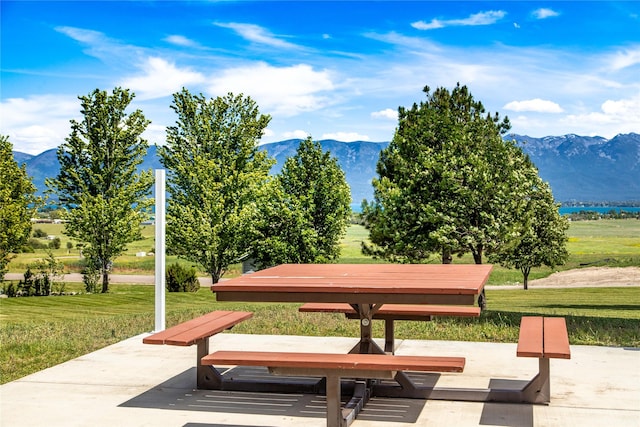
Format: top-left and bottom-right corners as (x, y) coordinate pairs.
(12, 133), (640, 204)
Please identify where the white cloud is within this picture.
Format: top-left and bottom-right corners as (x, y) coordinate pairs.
(164, 35), (201, 48)
(55, 26), (138, 65)
(412, 10), (506, 30)
(532, 8), (560, 20)
(371, 108), (398, 120)
(207, 63), (335, 117)
(511, 93), (640, 138)
(56, 26), (107, 44)
(605, 46), (640, 71)
(215, 22), (300, 50)
(120, 57), (205, 100)
(321, 132), (370, 142)
(564, 93), (640, 135)
(0, 95), (80, 155)
(504, 99), (564, 113)
(282, 130), (310, 139)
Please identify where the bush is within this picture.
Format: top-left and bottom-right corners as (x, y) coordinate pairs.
(27, 238), (48, 250)
(32, 228), (47, 238)
(82, 259), (100, 294)
(49, 237), (61, 250)
(1, 283), (16, 297)
(166, 263), (199, 292)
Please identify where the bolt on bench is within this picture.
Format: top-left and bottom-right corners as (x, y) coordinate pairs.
(202, 350), (465, 427)
(299, 302), (481, 354)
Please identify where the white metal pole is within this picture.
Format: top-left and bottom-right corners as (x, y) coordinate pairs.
(154, 169), (166, 332)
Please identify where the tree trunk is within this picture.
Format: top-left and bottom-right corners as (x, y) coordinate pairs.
(522, 267), (531, 290)
(441, 248), (452, 264)
(211, 271), (221, 284)
(472, 245), (483, 264)
(101, 270), (109, 293)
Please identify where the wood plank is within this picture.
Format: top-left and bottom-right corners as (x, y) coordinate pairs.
(516, 316), (544, 358)
(299, 302), (481, 317)
(543, 317), (571, 359)
(202, 351), (465, 373)
(143, 311), (252, 346)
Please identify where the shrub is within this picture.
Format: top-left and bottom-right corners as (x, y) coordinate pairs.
(1, 283), (16, 297)
(32, 228), (47, 238)
(27, 238), (48, 250)
(166, 263), (199, 292)
(49, 237), (61, 249)
(81, 259), (100, 294)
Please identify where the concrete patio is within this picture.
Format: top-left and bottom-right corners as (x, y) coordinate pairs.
(1, 333), (639, 426)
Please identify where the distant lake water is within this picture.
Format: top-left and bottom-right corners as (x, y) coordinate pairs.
(351, 204), (640, 214)
(558, 206), (640, 214)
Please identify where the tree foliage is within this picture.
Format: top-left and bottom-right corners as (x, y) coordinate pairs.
(0, 135), (38, 281)
(158, 89), (273, 283)
(251, 137), (351, 268)
(363, 83), (529, 265)
(490, 154), (569, 289)
(46, 88), (153, 293)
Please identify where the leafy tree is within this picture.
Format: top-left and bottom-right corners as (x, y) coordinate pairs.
(46, 88), (153, 293)
(491, 154), (569, 289)
(0, 135), (38, 281)
(252, 137), (352, 268)
(362, 84), (519, 264)
(158, 89), (274, 284)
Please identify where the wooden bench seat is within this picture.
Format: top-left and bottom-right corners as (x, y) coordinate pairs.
(517, 316), (571, 359)
(202, 350), (465, 427)
(143, 310), (252, 388)
(515, 316), (571, 404)
(299, 302), (481, 353)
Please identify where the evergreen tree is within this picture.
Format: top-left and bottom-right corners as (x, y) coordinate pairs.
(363, 83), (518, 264)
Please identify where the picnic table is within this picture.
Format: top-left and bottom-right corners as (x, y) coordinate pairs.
(212, 263), (492, 355)
(148, 263), (569, 427)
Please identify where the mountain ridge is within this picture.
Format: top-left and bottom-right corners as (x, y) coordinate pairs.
(12, 133), (640, 204)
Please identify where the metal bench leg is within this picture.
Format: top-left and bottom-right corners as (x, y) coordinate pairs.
(522, 357), (551, 404)
(325, 374), (344, 427)
(196, 338), (223, 389)
(384, 320), (395, 354)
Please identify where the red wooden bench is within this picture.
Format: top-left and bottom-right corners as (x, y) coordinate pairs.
(143, 310), (252, 388)
(299, 302), (481, 353)
(202, 350), (465, 427)
(515, 316), (571, 404)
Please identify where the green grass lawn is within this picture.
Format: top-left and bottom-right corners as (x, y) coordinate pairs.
(2, 219), (639, 384)
(10, 219), (640, 278)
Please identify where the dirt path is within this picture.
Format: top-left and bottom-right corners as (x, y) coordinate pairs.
(487, 266), (640, 290)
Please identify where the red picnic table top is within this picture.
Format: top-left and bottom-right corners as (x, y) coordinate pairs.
(211, 263), (493, 306)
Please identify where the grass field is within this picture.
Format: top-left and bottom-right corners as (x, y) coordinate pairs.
(9, 219), (640, 283)
(1, 219), (639, 384)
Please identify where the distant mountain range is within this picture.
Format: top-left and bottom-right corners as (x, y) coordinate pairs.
(12, 133), (640, 205)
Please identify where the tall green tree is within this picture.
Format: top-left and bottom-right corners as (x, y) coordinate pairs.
(0, 135), (38, 281)
(158, 89), (274, 283)
(46, 88), (153, 293)
(491, 153), (569, 289)
(362, 83), (517, 264)
(252, 137), (352, 268)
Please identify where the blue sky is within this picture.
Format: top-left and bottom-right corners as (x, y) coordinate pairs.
(2, 1), (639, 155)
